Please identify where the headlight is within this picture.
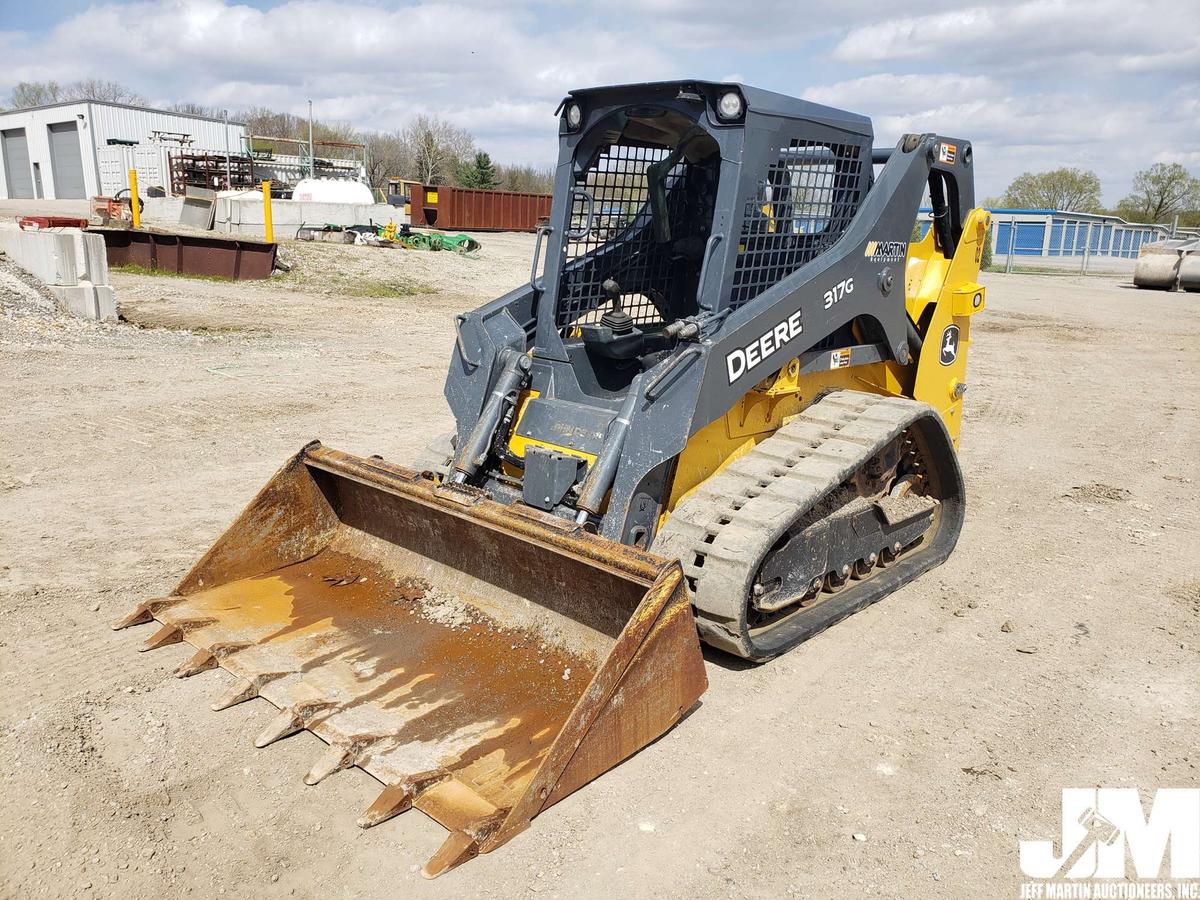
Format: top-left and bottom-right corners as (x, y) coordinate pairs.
(716, 90), (744, 121)
(565, 102), (583, 131)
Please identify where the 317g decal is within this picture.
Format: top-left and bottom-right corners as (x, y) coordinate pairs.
(823, 277), (854, 310)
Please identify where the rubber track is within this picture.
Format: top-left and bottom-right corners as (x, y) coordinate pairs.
(653, 390), (947, 658)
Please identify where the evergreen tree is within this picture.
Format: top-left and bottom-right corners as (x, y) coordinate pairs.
(459, 152), (499, 190)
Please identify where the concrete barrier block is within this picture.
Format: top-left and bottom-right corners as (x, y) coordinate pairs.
(212, 198), (408, 238)
(143, 197), (185, 223)
(74, 231), (109, 283)
(49, 282), (116, 321)
(0, 228), (116, 321)
(0, 228), (80, 286)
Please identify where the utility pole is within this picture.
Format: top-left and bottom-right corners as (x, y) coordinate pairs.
(223, 109), (231, 189)
(1005, 217), (1016, 273)
(308, 99), (315, 179)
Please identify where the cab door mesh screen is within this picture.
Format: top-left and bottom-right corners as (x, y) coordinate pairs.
(555, 143), (688, 331)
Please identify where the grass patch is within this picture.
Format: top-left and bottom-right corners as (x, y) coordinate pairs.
(284, 271), (435, 297)
(110, 263), (237, 283)
(350, 277), (435, 298)
(276, 266), (434, 298)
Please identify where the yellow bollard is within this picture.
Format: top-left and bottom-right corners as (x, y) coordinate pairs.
(262, 180), (274, 243)
(128, 169), (141, 229)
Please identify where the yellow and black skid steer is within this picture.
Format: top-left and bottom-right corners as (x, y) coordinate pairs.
(117, 80), (988, 876)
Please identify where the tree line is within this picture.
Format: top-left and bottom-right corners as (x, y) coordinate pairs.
(990, 165), (1200, 228)
(3, 80), (555, 195)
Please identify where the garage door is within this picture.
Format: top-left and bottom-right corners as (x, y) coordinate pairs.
(48, 121), (87, 199)
(1, 128), (34, 199)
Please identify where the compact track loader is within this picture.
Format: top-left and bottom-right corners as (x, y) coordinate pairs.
(118, 81), (988, 876)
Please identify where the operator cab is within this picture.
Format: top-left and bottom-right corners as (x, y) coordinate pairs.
(551, 99), (722, 392)
(540, 82), (873, 398)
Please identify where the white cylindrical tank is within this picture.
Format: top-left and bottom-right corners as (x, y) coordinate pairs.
(1180, 252), (1200, 293)
(1134, 238), (1200, 291)
(292, 178), (374, 205)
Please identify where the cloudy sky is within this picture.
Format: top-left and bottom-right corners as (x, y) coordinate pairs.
(2, 0), (1198, 202)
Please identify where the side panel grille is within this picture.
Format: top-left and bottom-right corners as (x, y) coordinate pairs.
(730, 139), (866, 310)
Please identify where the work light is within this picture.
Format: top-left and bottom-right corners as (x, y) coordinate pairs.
(717, 90), (744, 121)
(565, 102), (583, 131)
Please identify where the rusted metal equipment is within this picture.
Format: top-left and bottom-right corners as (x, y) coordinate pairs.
(408, 185), (552, 232)
(169, 151), (257, 193)
(16, 215), (90, 230)
(94, 227), (277, 279)
(114, 443), (706, 877)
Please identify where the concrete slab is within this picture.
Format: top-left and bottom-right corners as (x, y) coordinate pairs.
(180, 188), (217, 230)
(143, 197), (185, 223)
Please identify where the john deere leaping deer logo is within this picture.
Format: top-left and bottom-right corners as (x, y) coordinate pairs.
(939, 325), (960, 366)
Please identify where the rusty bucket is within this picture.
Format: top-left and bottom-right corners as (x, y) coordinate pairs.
(116, 443), (706, 876)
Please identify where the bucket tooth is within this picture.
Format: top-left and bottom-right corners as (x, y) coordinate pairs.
(112, 604), (154, 631)
(422, 831), (479, 879)
(254, 707), (304, 748)
(357, 770), (450, 829)
(211, 677), (259, 711)
(140, 623), (183, 652)
(112, 596), (182, 631)
(303, 744), (355, 786)
(358, 783), (414, 829)
(174, 648), (217, 678)
(256, 699), (338, 748)
(211, 672), (287, 711)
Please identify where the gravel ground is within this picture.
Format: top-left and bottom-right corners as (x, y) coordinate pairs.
(0, 235), (1197, 898)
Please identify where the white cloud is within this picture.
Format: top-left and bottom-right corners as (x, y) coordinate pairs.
(803, 73), (1200, 202)
(0, 0), (676, 165)
(602, 0), (967, 49)
(833, 0), (1200, 76)
(1, 0), (1196, 194)
(803, 73), (1006, 110)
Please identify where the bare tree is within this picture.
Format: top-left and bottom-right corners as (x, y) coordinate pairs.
(168, 101), (223, 117)
(9, 81), (63, 107)
(498, 163), (555, 193)
(361, 130), (411, 192)
(405, 115), (475, 185)
(8, 79), (145, 108)
(63, 79), (145, 104)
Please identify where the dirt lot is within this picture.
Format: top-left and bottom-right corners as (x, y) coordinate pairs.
(1, 234), (1197, 898)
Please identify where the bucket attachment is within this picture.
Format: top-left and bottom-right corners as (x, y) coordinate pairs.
(116, 443), (706, 876)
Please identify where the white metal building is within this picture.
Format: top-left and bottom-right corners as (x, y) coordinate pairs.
(0, 100), (246, 200)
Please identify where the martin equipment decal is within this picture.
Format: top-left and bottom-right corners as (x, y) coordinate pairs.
(830, 348), (851, 369)
(864, 240), (907, 263)
(938, 142), (957, 165)
(725, 309), (804, 384)
(940, 324), (960, 365)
